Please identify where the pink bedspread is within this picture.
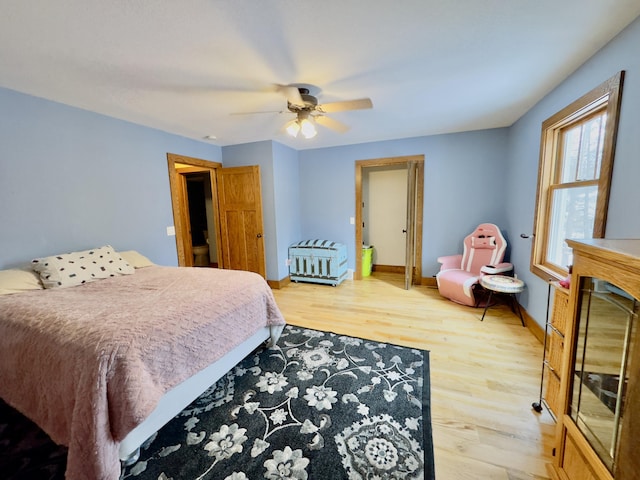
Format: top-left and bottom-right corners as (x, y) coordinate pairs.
(0, 266), (285, 479)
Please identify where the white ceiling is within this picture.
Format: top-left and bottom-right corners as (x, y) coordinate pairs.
(1, 1), (639, 150)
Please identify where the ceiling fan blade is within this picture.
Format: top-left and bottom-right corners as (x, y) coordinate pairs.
(314, 115), (350, 134)
(317, 98), (373, 113)
(230, 110), (287, 116)
(274, 84), (304, 106)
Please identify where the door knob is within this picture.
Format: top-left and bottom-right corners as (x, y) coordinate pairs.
(402, 229), (407, 233)
(257, 233), (263, 238)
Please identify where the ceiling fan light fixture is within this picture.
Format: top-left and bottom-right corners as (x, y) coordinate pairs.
(238, 84), (372, 140)
(285, 120), (300, 138)
(299, 118), (317, 139)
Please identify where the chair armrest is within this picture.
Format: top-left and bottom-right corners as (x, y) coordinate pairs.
(437, 254), (462, 271)
(480, 262), (513, 275)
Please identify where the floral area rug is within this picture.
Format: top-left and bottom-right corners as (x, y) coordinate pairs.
(123, 326), (433, 480)
(0, 325), (434, 479)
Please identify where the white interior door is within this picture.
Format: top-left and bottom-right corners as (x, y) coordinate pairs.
(364, 167), (408, 266)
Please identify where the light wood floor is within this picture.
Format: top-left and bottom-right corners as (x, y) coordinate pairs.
(271, 272), (556, 480)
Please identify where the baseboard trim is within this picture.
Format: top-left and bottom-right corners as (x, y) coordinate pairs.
(373, 264), (404, 274)
(267, 276), (291, 290)
(522, 307), (545, 343)
(421, 277), (437, 287)
(506, 301), (544, 343)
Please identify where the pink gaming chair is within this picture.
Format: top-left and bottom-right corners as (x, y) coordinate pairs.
(436, 223), (512, 307)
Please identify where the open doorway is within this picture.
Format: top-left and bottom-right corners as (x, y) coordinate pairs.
(355, 155), (424, 289)
(185, 172), (218, 267)
(362, 165), (408, 273)
(167, 153), (267, 277)
(167, 153), (223, 268)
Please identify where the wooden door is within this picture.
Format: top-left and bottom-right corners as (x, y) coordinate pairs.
(404, 161), (418, 290)
(216, 166), (266, 277)
(179, 173), (194, 266)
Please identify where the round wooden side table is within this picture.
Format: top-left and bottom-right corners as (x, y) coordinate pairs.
(479, 274), (526, 326)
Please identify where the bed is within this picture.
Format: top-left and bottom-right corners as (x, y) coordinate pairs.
(0, 247), (286, 480)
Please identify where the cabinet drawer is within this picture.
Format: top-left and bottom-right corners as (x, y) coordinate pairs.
(547, 329), (564, 373)
(544, 367), (561, 419)
(550, 287), (570, 335)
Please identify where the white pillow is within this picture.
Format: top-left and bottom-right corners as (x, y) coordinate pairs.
(118, 250), (155, 268)
(0, 268), (44, 295)
(32, 245), (134, 289)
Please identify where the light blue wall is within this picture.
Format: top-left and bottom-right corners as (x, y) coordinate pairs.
(272, 142), (301, 280)
(504, 16), (640, 326)
(0, 88), (220, 269)
(220, 141), (301, 281)
(298, 129), (510, 276)
(220, 141), (279, 279)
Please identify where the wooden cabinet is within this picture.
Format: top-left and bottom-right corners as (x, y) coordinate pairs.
(548, 239), (640, 480)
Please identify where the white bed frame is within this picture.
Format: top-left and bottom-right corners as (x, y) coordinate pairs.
(118, 324), (284, 463)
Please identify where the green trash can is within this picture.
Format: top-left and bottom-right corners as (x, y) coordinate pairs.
(362, 245), (373, 276)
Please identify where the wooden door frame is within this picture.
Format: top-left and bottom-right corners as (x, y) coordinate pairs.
(355, 155), (424, 283)
(167, 153), (223, 267)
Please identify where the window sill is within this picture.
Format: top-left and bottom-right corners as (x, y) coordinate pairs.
(531, 264), (566, 284)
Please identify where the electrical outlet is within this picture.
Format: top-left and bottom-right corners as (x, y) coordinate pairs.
(286, 258), (291, 266)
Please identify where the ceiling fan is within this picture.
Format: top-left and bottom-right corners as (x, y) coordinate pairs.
(235, 84), (373, 139)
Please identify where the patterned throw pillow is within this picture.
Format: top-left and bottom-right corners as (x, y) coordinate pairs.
(32, 245), (134, 289)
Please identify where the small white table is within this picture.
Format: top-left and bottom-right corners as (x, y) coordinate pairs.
(479, 275), (526, 326)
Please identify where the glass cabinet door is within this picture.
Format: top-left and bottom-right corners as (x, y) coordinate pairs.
(570, 277), (639, 472)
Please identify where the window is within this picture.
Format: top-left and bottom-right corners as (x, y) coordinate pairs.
(531, 72), (624, 281)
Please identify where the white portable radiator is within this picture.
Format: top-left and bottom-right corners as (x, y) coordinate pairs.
(288, 239), (348, 286)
